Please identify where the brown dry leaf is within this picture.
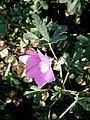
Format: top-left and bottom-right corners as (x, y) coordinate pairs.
(7, 55), (14, 63)
(41, 91), (49, 101)
(53, 57), (65, 71)
(86, 65), (90, 74)
(31, 40), (40, 48)
(76, 76), (86, 86)
(40, 100), (45, 106)
(53, 60), (61, 71)
(20, 38), (29, 53)
(0, 40), (5, 47)
(0, 61), (4, 68)
(87, 68), (90, 74)
(84, 63), (90, 74)
(12, 64), (24, 75)
(0, 48), (8, 58)
(6, 98), (12, 104)
(17, 64), (24, 75)
(9, 91), (17, 98)
(42, 46), (49, 53)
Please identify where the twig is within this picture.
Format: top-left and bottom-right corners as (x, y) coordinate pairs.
(5, 63), (11, 77)
(64, 71), (69, 84)
(48, 109), (51, 120)
(59, 93), (79, 119)
(59, 64), (63, 79)
(64, 89), (78, 95)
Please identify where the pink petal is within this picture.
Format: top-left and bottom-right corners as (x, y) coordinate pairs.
(35, 75), (47, 88)
(44, 67), (55, 83)
(19, 55), (30, 64)
(37, 50), (50, 64)
(25, 50), (55, 88)
(26, 65), (40, 78)
(26, 65), (55, 88)
(26, 65), (46, 87)
(34, 68), (55, 88)
(26, 53), (40, 73)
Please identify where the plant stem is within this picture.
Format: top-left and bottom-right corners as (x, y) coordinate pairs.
(5, 63), (11, 77)
(48, 43), (57, 60)
(64, 71), (69, 84)
(48, 109), (51, 120)
(48, 43), (63, 84)
(59, 93), (79, 119)
(59, 64), (63, 79)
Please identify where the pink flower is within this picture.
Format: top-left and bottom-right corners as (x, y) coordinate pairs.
(19, 50), (55, 88)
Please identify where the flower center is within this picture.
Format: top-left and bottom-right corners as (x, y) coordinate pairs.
(39, 61), (49, 73)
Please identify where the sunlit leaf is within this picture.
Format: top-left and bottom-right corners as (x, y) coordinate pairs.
(30, 85), (41, 91)
(23, 32), (39, 40)
(0, 48), (8, 58)
(67, 0), (83, 15)
(59, 0), (67, 3)
(39, 0), (48, 10)
(32, 14), (50, 41)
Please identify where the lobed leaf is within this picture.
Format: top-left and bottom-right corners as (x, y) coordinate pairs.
(32, 14), (50, 41)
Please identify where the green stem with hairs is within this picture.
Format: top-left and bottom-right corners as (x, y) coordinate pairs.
(48, 43), (57, 60)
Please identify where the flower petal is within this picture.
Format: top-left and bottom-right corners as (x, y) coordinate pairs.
(19, 55), (30, 64)
(34, 68), (55, 88)
(26, 53), (40, 73)
(45, 68), (55, 83)
(37, 50), (49, 63)
(24, 50), (55, 88)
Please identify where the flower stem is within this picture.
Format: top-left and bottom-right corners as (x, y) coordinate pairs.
(64, 71), (69, 84)
(48, 43), (57, 60)
(48, 43), (63, 83)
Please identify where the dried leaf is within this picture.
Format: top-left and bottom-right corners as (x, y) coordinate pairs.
(0, 48), (8, 58)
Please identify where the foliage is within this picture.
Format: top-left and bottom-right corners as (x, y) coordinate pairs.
(0, 0), (90, 120)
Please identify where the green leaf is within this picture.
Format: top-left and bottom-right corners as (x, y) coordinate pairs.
(51, 26), (67, 43)
(67, 0), (82, 15)
(30, 85), (41, 91)
(39, 0), (48, 10)
(24, 91), (35, 95)
(54, 86), (62, 92)
(0, 14), (7, 37)
(38, 107), (49, 120)
(23, 32), (39, 40)
(72, 50), (83, 63)
(48, 22), (59, 31)
(0, 100), (5, 110)
(85, 45), (90, 60)
(39, 39), (48, 47)
(51, 35), (67, 44)
(52, 26), (67, 40)
(33, 92), (41, 104)
(78, 97), (90, 111)
(71, 63), (84, 74)
(32, 14), (50, 41)
(77, 35), (88, 41)
(75, 35), (88, 49)
(71, 103), (89, 119)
